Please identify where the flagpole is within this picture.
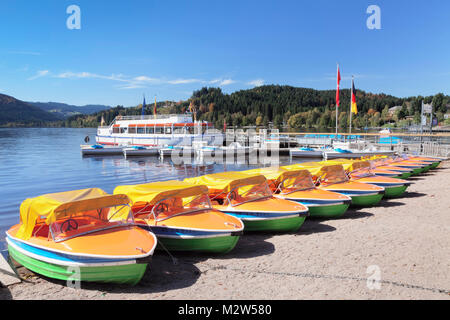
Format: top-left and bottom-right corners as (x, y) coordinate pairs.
(349, 76), (353, 134)
(336, 63), (339, 136)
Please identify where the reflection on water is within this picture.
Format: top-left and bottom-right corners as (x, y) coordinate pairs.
(0, 128), (301, 249)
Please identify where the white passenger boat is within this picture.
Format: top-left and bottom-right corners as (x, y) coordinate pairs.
(95, 114), (222, 147)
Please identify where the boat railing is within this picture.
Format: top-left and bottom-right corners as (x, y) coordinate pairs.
(112, 114), (193, 122)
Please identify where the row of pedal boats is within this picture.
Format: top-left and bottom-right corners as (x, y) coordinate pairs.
(5, 155), (442, 285)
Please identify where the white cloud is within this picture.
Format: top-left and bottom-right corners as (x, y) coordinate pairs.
(247, 79), (264, 87)
(219, 79), (235, 86)
(55, 72), (128, 82)
(117, 83), (146, 90)
(132, 76), (159, 83)
(167, 78), (202, 85)
(31, 69), (244, 90)
(28, 70), (50, 80)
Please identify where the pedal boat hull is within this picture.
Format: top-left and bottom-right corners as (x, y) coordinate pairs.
(133, 209), (244, 254)
(6, 224), (157, 285)
(351, 176), (410, 198)
(318, 181), (385, 207)
(213, 198), (309, 232)
(274, 189), (351, 218)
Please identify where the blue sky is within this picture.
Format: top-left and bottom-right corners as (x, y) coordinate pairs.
(0, 0), (449, 107)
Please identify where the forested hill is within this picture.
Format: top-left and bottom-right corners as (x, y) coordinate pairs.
(28, 102), (110, 119)
(65, 85), (449, 129)
(0, 93), (60, 126)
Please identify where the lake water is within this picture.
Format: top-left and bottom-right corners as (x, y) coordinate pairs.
(0, 128), (303, 250)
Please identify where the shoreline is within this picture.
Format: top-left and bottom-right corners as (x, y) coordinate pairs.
(1, 161), (449, 300)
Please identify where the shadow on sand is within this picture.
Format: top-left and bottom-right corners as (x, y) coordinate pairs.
(33, 253), (203, 295)
(401, 192), (427, 199)
(220, 234), (275, 259)
(340, 209), (374, 220)
(0, 286), (12, 300)
(295, 219), (337, 235)
(22, 233), (277, 295)
(377, 200), (406, 208)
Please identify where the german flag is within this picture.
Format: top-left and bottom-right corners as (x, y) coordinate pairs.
(351, 78), (358, 114)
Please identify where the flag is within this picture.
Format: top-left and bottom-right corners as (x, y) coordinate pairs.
(336, 65), (341, 107)
(223, 118), (227, 132)
(351, 78), (358, 114)
(142, 95), (146, 118)
(154, 96), (157, 119)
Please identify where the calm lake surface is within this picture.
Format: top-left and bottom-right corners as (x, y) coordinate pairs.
(0, 128), (305, 250)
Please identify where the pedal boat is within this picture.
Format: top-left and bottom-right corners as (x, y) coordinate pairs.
(407, 156), (441, 169)
(114, 181), (244, 254)
(365, 157), (414, 179)
(395, 155), (435, 173)
(5, 188), (157, 285)
(387, 160), (430, 175)
(329, 160), (411, 198)
(371, 167), (412, 179)
(243, 167), (351, 219)
(185, 172), (309, 232)
(287, 163), (385, 207)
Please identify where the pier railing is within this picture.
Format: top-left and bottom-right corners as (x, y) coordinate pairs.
(223, 130), (450, 158)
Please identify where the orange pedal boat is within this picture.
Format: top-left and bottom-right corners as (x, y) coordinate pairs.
(114, 181), (244, 253)
(326, 159), (411, 198)
(6, 188), (157, 285)
(241, 167), (351, 218)
(185, 172), (309, 232)
(285, 163), (385, 207)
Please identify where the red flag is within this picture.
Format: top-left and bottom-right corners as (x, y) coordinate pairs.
(223, 118), (227, 132)
(336, 65), (341, 107)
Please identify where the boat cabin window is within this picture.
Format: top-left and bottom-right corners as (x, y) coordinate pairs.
(319, 169), (349, 185)
(279, 175), (315, 194)
(226, 182), (272, 206)
(155, 127), (163, 134)
(165, 127), (172, 134)
(113, 127), (120, 134)
(137, 127), (145, 134)
(146, 127), (154, 134)
(133, 194), (212, 222)
(120, 127), (128, 134)
(128, 127), (137, 134)
(173, 127), (185, 134)
(187, 126), (194, 134)
(350, 167), (372, 179)
(48, 205), (134, 242)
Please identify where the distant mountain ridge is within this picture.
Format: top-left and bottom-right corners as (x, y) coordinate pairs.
(0, 93), (60, 125)
(28, 101), (111, 119)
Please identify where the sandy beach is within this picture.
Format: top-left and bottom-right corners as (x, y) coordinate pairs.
(1, 161), (449, 300)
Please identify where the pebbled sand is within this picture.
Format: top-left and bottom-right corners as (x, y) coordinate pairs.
(2, 161), (450, 300)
